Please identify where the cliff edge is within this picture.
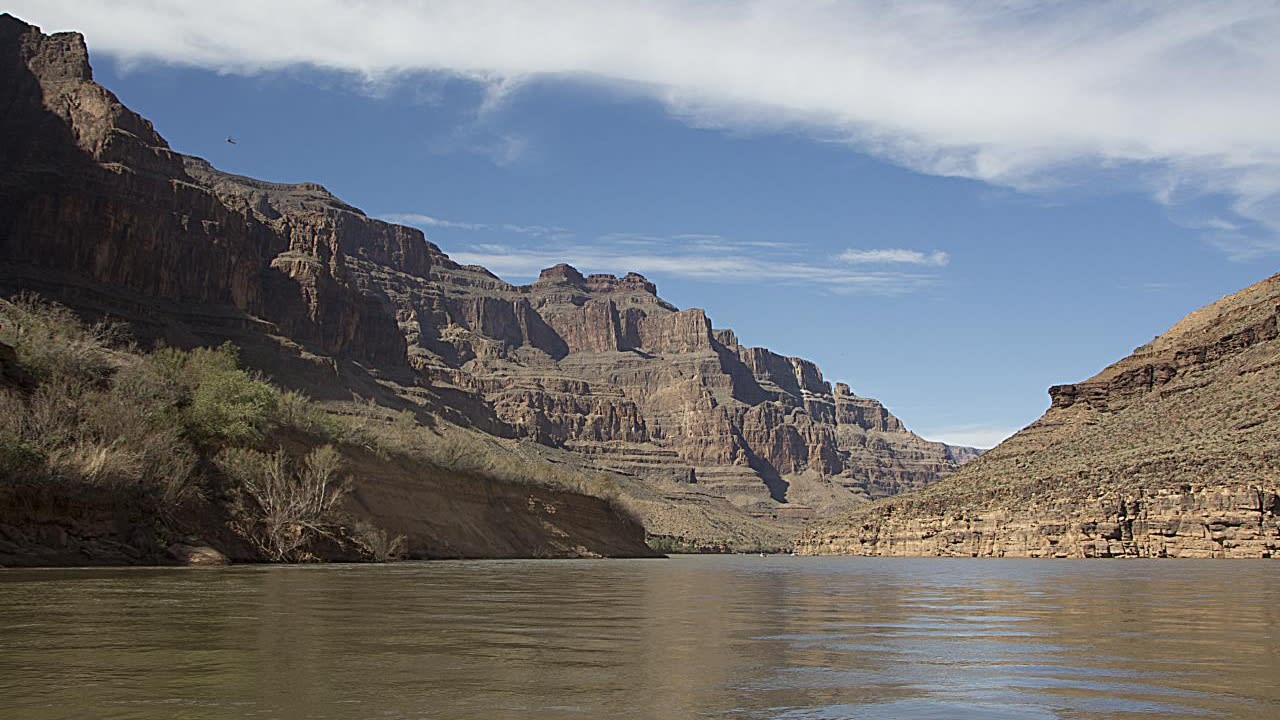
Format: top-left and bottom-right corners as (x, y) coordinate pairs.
(798, 272), (1280, 558)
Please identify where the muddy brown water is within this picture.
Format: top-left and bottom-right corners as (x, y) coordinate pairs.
(2, 556), (1278, 719)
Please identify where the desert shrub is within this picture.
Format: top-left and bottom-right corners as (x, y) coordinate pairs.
(0, 295), (641, 552)
(0, 294), (118, 384)
(392, 409), (417, 435)
(23, 379), (90, 456)
(275, 390), (325, 432)
(345, 410), (636, 516)
(0, 391), (46, 480)
(111, 356), (185, 423)
(0, 437), (45, 479)
(82, 389), (197, 503)
(273, 390), (380, 448)
(351, 521), (408, 563)
(217, 444), (352, 561)
(14, 379), (198, 495)
(174, 342), (241, 383)
(646, 535), (694, 554)
(0, 299), (200, 501)
(184, 363), (278, 446)
(139, 342), (278, 447)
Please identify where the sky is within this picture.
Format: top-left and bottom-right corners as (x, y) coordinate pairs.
(9, 1), (1280, 448)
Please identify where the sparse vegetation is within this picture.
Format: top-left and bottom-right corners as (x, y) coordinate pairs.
(216, 445), (351, 562)
(0, 294), (640, 564)
(351, 521), (408, 563)
(0, 295), (393, 562)
(646, 533), (789, 555)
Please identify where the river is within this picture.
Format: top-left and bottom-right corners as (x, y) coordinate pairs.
(2, 556), (1277, 719)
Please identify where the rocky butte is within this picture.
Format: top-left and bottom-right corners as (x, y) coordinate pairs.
(0, 14), (977, 556)
(797, 271), (1280, 558)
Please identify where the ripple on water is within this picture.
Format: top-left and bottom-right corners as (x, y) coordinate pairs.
(0, 557), (1277, 720)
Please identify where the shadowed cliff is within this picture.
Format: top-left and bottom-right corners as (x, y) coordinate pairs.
(0, 13), (977, 552)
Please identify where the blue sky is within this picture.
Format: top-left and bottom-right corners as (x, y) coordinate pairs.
(11, 2), (1280, 448)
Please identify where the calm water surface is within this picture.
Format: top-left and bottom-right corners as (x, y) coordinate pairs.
(1, 557), (1278, 719)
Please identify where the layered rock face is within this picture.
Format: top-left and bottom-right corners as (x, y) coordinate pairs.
(388, 258), (974, 520)
(0, 15), (974, 545)
(0, 15), (411, 367)
(798, 272), (1280, 558)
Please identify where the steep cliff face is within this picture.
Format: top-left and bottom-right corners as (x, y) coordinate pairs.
(0, 15), (409, 367)
(0, 15), (975, 548)
(391, 257), (973, 521)
(797, 272), (1280, 558)
(0, 19), (265, 312)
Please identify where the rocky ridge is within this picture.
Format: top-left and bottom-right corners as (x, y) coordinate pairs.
(0, 14), (975, 548)
(797, 272), (1280, 558)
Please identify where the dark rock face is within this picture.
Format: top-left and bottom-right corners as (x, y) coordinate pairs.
(0, 15), (976, 539)
(0, 14), (408, 367)
(799, 272), (1280, 558)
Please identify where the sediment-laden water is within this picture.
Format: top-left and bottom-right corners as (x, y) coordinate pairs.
(1, 556), (1277, 719)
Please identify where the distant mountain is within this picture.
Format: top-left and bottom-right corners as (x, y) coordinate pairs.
(0, 14), (975, 553)
(798, 271), (1280, 558)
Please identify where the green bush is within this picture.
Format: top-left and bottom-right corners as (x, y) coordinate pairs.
(184, 365), (278, 447)
(0, 294), (638, 561)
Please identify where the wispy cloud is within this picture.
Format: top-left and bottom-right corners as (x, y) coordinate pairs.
(837, 248), (950, 266)
(916, 424), (1018, 450)
(449, 239), (938, 296)
(425, 127), (530, 168)
(382, 213), (488, 231)
(502, 223), (573, 241)
(1205, 233), (1280, 262)
(379, 216), (946, 293)
(383, 213), (573, 240)
(19, 1), (1280, 256)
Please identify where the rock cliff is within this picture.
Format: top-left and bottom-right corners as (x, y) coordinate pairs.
(0, 14), (975, 549)
(797, 272), (1280, 558)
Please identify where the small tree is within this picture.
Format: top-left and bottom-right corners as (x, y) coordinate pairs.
(217, 445), (351, 561)
(185, 368), (277, 446)
(351, 521), (408, 563)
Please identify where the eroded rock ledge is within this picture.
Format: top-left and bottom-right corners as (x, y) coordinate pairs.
(800, 487), (1280, 558)
(798, 271), (1280, 558)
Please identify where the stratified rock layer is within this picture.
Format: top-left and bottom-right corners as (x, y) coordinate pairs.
(0, 15), (975, 547)
(798, 272), (1280, 558)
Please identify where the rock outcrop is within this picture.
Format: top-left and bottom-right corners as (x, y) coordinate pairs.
(797, 272), (1280, 558)
(401, 258), (973, 521)
(0, 14), (975, 549)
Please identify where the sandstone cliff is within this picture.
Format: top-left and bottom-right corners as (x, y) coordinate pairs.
(0, 14), (974, 551)
(797, 272), (1280, 558)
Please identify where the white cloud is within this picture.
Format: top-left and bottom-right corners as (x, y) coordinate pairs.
(837, 249), (950, 266)
(917, 424), (1019, 450)
(13, 1), (1280, 255)
(381, 213), (488, 231)
(375, 219), (944, 293)
(383, 213), (576, 241)
(502, 223), (573, 241)
(448, 239), (937, 295)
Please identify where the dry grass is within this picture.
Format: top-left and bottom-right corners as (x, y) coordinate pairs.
(0, 293), (637, 561)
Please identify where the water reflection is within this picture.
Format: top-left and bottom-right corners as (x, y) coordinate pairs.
(1, 558), (1277, 719)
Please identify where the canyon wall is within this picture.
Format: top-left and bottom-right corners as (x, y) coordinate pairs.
(798, 272), (1280, 558)
(0, 15), (975, 547)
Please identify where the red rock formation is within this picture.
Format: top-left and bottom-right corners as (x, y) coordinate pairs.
(798, 271), (1280, 558)
(0, 14), (976, 541)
